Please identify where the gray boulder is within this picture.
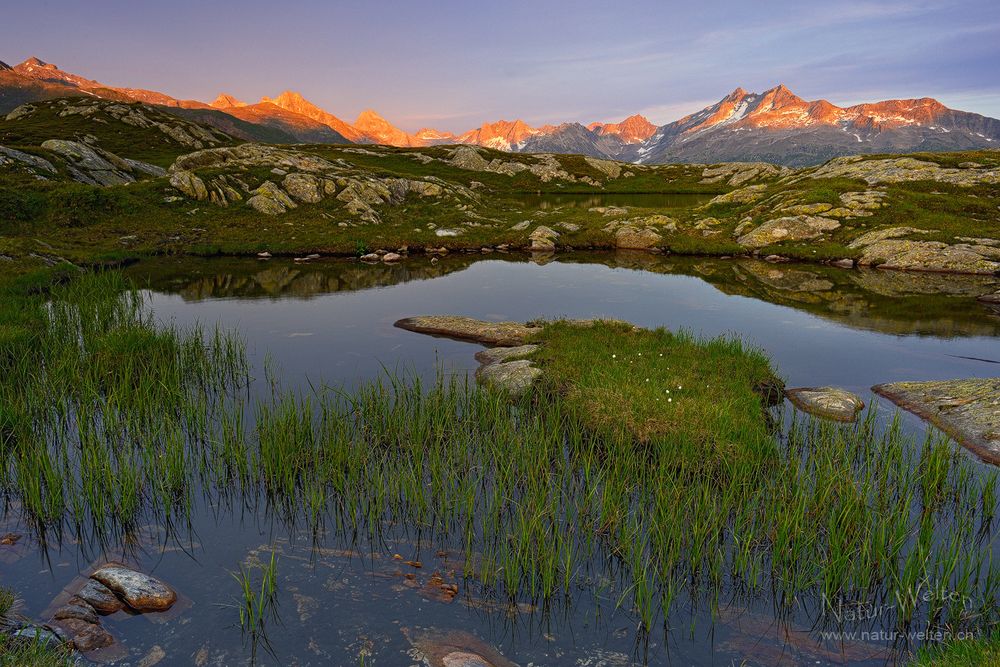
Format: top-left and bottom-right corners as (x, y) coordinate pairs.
(785, 387), (865, 422)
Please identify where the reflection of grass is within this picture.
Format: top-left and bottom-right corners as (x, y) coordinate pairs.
(1, 272), (997, 648)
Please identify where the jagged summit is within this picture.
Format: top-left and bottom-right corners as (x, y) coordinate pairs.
(1, 58), (997, 165)
(211, 93), (247, 109)
(589, 114), (658, 143)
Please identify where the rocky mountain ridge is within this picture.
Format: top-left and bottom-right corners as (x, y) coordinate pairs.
(2, 57), (998, 165)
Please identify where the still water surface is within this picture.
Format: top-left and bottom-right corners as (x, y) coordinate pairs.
(5, 253), (999, 665)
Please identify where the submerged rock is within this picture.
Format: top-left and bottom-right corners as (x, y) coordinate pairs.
(475, 360), (541, 396)
(873, 378), (1000, 465)
(404, 627), (519, 667)
(785, 387), (865, 422)
(395, 316), (542, 346)
(90, 564), (177, 612)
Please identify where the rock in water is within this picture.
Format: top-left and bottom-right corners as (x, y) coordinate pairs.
(90, 564), (177, 612)
(76, 579), (125, 614)
(403, 628), (519, 667)
(52, 597), (100, 624)
(474, 345), (540, 366)
(785, 387), (865, 422)
(475, 360), (542, 396)
(873, 378), (1000, 465)
(394, 316), (542, 346)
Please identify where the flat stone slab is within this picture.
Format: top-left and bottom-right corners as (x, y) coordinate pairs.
(873, 378), (1000, 465)
(473, 344), (540, 366)
(475, 360), (542, 396)
(785, 387), (865, 422)
(395, 316), (542, 346)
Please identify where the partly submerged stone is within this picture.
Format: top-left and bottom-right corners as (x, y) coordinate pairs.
(475, 360), (542, 396)
(403, 628), (519, 667)
(785, 387), (865, 422)
(90, 564), (177, 612)
(474, 345), (540, 366)
(873, 378), (1000, 465)
(50, 616), (115, 652)
(395, 316), (542, 346)
(76, 579), (125, 615)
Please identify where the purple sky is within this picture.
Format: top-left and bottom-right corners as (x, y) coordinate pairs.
(5, 1), (999, 132)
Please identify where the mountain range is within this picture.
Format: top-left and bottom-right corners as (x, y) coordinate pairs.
(2, 56), (998, 166)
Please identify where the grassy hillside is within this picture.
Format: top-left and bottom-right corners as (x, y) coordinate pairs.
(1, 98), (998, 279)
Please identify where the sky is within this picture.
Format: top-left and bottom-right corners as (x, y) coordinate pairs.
(4, 0), (1000, 132)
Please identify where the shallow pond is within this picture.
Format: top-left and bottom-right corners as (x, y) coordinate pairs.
(4, 253), (999, 666)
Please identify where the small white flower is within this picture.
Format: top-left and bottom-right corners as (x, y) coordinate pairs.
(612, 354), (617, 359)
(677, 385), (682, 390)
(668, 398), (672, 403)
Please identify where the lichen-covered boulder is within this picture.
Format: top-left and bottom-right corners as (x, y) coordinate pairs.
(169, 169), (208, 201)
(529, 226), (559, 251)
(247, 180), (297, 215)
(738, 215), (841, 249)
(282, 173), (324, 203)
(615, 225), (662, 249)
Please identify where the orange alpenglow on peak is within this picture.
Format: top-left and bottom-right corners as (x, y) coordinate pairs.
(260, 90), (363, 142)
(210, 93), (247, 109)
(353, 109), (420, 146)
(675, 83), (954, 135)
(588, 114), (658, 143)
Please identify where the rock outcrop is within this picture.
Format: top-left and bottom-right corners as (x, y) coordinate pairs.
(809, 156), (1000, 186)
(849, 227), (1000, 274)
(40, 139), (164, 186)
(394, 316), (542, 346)
(873, 378), (1000, 465)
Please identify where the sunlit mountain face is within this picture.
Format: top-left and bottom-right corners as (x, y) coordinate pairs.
(3, 58), (998, 165)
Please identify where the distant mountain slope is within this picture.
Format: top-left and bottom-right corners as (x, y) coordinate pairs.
(638, 85), (1000, 166)
(209, 98), (351, 144)
(3, 57), (999, 163)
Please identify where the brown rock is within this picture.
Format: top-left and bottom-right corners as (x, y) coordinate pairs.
(91, 564), (177, 612)
(76, 578), (125, 614)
